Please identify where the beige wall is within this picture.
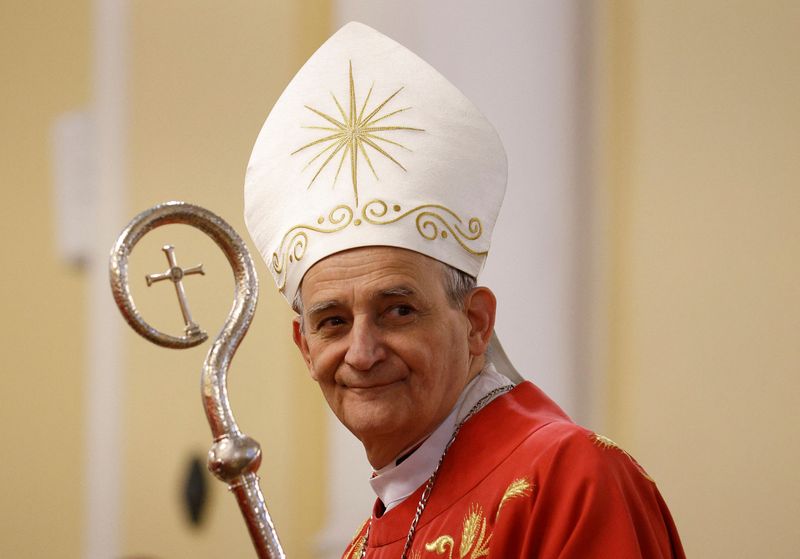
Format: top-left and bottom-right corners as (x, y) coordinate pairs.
(604, 2), (800, 557)
(122, 2), (331, 558)
(0, 2), (331, 558)
(5, 2), (798, 558)
(0, 1), (91, 557)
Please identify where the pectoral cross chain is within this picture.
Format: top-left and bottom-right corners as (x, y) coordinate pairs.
(146, 244), (205, 336)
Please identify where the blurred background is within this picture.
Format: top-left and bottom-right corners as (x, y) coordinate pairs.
(1, 1), (797, 558)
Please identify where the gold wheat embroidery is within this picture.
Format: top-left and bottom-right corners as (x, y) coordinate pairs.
(423, 504), (491, 559)
(420, 478), (539, 557)
(592, 433), (620, 450)
(345, 518), (369, 559)
(349, 533), (367, 559)
(591, 433), (655, 482)
(462, 504), (491, 558)
(495, 477), (533, 519)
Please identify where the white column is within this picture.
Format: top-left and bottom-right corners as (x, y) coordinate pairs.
(316, 2), (594, 556)
(84, 1), (128, 557)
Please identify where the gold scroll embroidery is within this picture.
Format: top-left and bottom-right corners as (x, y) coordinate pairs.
(270, 205), (353, 291)
(591, 433), (655, 482)
(362, 200), (486, 256)
(425, 535), (455, 559)
(421, 477), (538, 558)
(292, 61), (424, 207)
(424, 504), (491, 559)
(270, 201), (485, 291)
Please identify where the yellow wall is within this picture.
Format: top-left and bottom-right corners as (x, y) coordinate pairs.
(0, 2), (331, 558)
(0, 1), (91, 557)
(122, 2), (331, 558)
(7, 2), (797, 557)
(605, 2), (800, 557)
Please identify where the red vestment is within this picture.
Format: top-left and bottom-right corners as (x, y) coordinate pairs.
(342, 382), (685, 558)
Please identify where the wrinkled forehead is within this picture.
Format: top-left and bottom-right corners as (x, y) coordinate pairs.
(296, 246), (448, 304)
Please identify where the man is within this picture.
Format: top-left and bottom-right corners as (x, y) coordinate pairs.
(245, 22), (684, 558)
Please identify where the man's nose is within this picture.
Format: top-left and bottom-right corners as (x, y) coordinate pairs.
(344, 317), (386, 371)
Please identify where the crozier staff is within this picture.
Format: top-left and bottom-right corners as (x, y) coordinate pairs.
(244, 22), (685, 559)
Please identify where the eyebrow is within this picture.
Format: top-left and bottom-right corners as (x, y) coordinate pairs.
(306, 284), (420, 317)
(306, 286), (417, 317)
(377, 286), (415, 299)
(307, 300), (339, 317)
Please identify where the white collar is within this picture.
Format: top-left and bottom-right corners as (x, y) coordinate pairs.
(369, 363), (513, 513)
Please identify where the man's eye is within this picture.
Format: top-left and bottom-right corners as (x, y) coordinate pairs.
(388, 305), (414, 318)
(317, 316), (346, 329)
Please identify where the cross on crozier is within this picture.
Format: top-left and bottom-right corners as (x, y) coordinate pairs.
(145, 244), (205, 336)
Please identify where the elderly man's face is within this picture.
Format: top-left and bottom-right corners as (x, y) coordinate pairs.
(292, 246), (494, 468)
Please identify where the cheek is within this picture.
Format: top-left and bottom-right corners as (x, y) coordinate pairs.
(390, 334), (449, 381)
(305, 340), (344, 383)
(421, 324), (470, 378)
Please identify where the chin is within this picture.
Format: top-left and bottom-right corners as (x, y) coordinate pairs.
(340, 404), (408, 442)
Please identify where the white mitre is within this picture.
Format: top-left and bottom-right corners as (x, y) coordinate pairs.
(244, 21), (507, 301)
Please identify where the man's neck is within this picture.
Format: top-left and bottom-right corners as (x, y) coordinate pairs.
(368, 363), (514, 513)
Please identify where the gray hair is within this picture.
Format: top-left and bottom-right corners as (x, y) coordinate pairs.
(439, 262), (477, 310)
(292, 261), (476, 328)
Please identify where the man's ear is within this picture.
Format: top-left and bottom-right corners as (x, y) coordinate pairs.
(292, 317), (313, 370)
(464, 286), (496, 357)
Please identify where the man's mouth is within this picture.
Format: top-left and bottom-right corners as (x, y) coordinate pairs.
(343, 378), (404, 390)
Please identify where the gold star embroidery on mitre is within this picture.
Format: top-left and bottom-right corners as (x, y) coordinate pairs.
(291, 61), (424, 207)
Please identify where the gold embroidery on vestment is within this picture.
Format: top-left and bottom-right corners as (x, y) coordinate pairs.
(592, 433), (620, 450)
(496, 477), (533, 519)
(349, 533), (367, 559)
(425, 535), (455, 559)
(460, 504), (491, 558)
(344, 518), (369, 559)
(591, 433), (655, 482)
(423, 504), (491, 559)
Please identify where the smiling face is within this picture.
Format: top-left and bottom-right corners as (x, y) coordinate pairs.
(292, 246), (495, 468)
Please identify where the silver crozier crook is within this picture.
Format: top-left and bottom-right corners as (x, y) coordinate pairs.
(108, 201), (286, 559)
